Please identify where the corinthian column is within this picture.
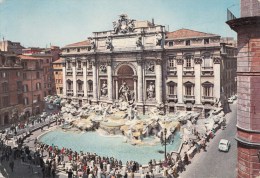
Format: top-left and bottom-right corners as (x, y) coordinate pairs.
(194, 57), (202, 104)
(92, 60), (98, 102)
(107, 60), (113, 102)
(155, 59), (163, 103)
(213, 57), (221, 100)
(72, 61), (77, 97)
(137, 59), (143, 103)
(177, 58), (183, 103)
(83, 61), (87, 98)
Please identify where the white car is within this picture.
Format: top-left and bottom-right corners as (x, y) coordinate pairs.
(228, 98), (233, 103)
(218, 139), (231, 152)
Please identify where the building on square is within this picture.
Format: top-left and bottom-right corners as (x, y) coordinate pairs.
(52, 58), (64, 96)
(0, 52), (24, 125)
(61, 14), (237, 116)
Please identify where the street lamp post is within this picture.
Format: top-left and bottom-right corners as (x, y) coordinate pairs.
(160, 128), (174, 161)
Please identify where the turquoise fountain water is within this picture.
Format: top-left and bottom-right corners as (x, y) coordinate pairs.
(40, 130), (182, 165)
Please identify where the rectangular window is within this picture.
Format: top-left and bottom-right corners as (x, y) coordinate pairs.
(55, 72), (58, 75)
(78, 83), (83, 91)
(2, 96), (9, 107)
(67, 49), (70, 53)
(89, 82), (93, 92)
(168, 57), (175, 68)
(185, 86), (192, 95)
(36, 72), (40, 79)
(78, 61), (81, 69)
(186, 40), (190, 46)
(2, 72), (6, 78)
(67, 61), (71, 69)
(204, 87), (211, 96)
(77, 48), (80, 52)
(18, 94), (23, 104)
(186, 58), (191, 67)
(204, 39), (209, 44)
(2, 83), (8, 93)
(68, 83), (72, 90)
(16, 71), (21, 77)
(17, 81), (22, 91)
(169, 41), (173, 47)
(169, 85), (174, 95)
(23, 73), (27, 80)
(89, 62), (92, 69)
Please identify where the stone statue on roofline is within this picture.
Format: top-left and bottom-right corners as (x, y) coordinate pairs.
(89, 37), (96, 50)
(155, 32), (162, 46)
(112, 14), (136, 34)
(106, 37), (113, 50)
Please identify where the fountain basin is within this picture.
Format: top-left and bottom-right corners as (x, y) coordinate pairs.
(39, 129), (182, 164)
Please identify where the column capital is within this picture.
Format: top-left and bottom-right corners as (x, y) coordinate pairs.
(213, 57), (221, 64)
(176, 58), (184, 65)
(137, 59), (143, 65)
(155, 59), (162, 65)
(194, 57), (202, 64)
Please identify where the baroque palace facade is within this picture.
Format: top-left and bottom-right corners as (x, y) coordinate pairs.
(61, 15), (237, 116)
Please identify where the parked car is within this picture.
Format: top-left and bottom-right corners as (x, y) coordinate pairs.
(218, 139), (231, 152)
(228, 98), (233, 103)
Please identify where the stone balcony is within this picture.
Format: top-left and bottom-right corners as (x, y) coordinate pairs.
(87, 91), (93, 98)
(66, 68), (73, 76)
(201, 96), (215, 105)
(167, 94), (178, 103)
(201, 67), (214, 76)
(67, 89), (73, 96)
(76, 68), (83, 76)
(168, 67), (177, 75)
(77, 90), (84, 97)
(183, 95), (195, 104)
(183, 67), (195, 76)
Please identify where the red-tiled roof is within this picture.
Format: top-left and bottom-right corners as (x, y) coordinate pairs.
(52, 58), (64, 64)
(64, 40), (90, 47)
(166, 28), (218, 39)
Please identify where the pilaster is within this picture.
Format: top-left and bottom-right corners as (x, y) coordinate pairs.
(137, 57), (143, 103)
(62, 62), (66, 97)
(72, 61), (77, 97)
(194, 57), (202, 104)
(213, 57), (221, 100)
(177, 58), (183, 103)
(155, 59), (163, 103)
(107, 57), (113, 102)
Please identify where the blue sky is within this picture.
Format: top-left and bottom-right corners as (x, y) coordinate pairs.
(0, 0), (240, 48)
